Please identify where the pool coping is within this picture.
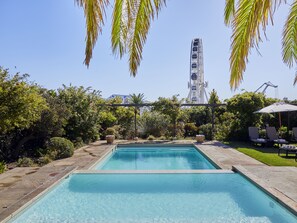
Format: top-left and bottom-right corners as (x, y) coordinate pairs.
(1, 167), (78, 223)
(233, 165), (297, 216)
(74, 169), (234, 174)
(90, 143), (221, 170)
(87, 144), (116, 170)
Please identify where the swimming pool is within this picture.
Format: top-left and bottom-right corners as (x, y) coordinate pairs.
(95, 145), (216, 170)
(9, 173), (297, 223)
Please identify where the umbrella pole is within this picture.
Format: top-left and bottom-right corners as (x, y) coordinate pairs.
(279, 112), (282, 127)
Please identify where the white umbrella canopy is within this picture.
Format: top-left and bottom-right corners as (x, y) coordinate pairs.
(254, 102), (297, 127)
(255, 102), (297, 113)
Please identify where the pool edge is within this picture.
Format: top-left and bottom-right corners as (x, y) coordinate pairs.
(0, 167), (77, 223)
(233, 165), (297, 216)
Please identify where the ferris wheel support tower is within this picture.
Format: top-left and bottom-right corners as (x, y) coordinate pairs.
(187, 38), (208, 103)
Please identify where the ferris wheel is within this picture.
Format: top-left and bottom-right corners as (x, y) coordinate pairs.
(187, 38), (208, 103)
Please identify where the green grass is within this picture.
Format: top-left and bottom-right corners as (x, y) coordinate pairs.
(225, 141), (297, 167)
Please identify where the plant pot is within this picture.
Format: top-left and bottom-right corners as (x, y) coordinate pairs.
(196, 134), (205, 143)
(106, 135), (115, 144)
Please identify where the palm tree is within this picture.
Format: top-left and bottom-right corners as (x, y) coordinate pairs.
(225, 0), (297, 88)
(129, 93), (145, 138)
(76, 0), (297, 89)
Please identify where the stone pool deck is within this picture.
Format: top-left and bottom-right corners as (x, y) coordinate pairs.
(0, 140), (297, 221)
(0, 141), (115, 222)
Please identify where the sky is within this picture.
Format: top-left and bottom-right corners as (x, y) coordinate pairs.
(0, 0), (296, 102)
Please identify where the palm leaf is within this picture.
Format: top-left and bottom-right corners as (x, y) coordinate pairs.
(282, 0), (297, 68)
(229, 0), (274, 89)
(111, 0), (130, 57)
(128, 0), (165, 76)
(75, 0), (109, 67)
(224, 0), (236, 26)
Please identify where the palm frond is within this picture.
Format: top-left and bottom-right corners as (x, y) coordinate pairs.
(224, 0), (236, 26)
(111, 0), (129, 57)
(282, 0), (297, 68)
(128, 0), (165, 76)
(75, 0), (109, 67)
(153, 0), (166, 15)
(229, 0), (274, 89)
(294, 72), (297, 85)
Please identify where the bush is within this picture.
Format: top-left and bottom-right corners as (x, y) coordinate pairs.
(159, 136), (167, 140)
(105, 127), (116, 136)
(147, 135), (155, 141)
(184, 123), (198, 137)
(37, 155), (52, 166)
(73, 137), (85, 149)
(17, 157), (35, 167)
(46, 137), (74, 160)
(215, 112), (241, 141)
(278, 126), (288, 139)
(0, 161), (6, 173)
(139, 111), (170, 138)
(199, 124), (213, 140)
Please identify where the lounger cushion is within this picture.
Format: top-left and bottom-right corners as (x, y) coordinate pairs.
(280, 145), (297, 150)
(274, 139), (288, 143)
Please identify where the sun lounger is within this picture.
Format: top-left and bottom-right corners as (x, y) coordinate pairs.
(278, 145), (297, 156)
(248, 127), (266, 146)
(266, 127), (288, 147)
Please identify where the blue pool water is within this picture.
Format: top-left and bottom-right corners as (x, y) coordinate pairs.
(10, 173), (297, 223)
(95, 146), (216, 170)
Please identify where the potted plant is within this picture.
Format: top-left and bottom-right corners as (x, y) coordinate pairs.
(196, 131), (205, 143)
(105, 127), (115, 144)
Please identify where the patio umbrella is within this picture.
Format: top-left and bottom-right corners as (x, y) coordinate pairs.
(254, 102), (297, 127)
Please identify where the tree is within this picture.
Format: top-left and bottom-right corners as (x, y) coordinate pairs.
(0, 68), (47, 160)
(58, 85), (102, 143)
(99, 97), (134, 139)
(0, 68), (47, 134)
(129, 93), (145, 138)
(208, 89), (220, 104)
(139, 111), (170, 138)
(152, 96), (182, 137)
(226, 92), (265, 139)
(7, 89), (71, 159)
(225, 0), (297, 88)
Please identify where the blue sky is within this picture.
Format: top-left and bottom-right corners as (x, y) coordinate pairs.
(0, 0), (296, 101)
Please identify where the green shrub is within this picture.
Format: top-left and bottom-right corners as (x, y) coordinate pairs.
(147, 135), (155, 140)
(199, 123), (213, 140)
(278, 126), (288, 139)
(17, 157), (35, 167)
(105, 127), (116, 136)
(47, 137), (74, 160)
(159, 136), (167, 140)
(0, 161), (6, 173)
(184, 123), (198, 137)
(74, 137), (84, 149)
(37, 155), (52, 166)
(139, 111), (170, 138)
(215, 112), (241, 141)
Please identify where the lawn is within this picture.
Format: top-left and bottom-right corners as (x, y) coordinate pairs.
(225, 141), (297, 167)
